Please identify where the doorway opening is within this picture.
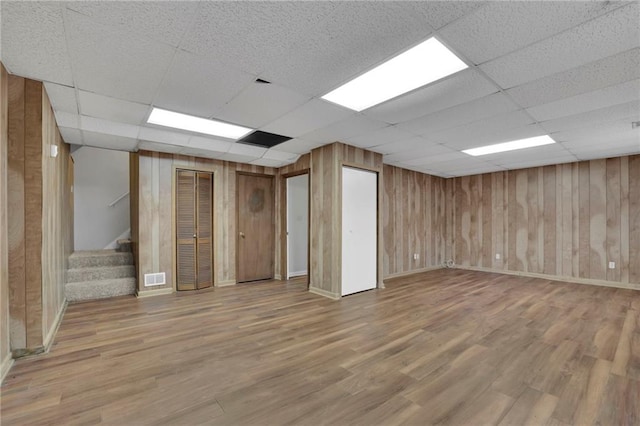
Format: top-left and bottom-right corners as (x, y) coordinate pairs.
(286, 173), (309, 280)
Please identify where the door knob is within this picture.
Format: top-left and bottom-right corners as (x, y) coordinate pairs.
(193, 234), (197, 238)
(239, 232), (245, 238)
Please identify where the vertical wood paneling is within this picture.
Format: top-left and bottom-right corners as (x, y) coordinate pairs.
(0, 62), (10, 378)
(7, 75), (26, 349)
(628, 155), (640, 284)
(606, 157), (621, 282)
(450, 155), (638, 287)
(589, 159), (607, 280)
(382, 165), (447, 277)
(543, 166), (556, 275)
(6, 76), (71, 356)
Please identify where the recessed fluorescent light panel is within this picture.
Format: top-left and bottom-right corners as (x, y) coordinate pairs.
(147, 107), (253, 140)
(321, 37), (468, 111)
(462, 135), (556, 156)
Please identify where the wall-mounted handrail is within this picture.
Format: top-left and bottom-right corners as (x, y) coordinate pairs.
(108, 191), (129, 208)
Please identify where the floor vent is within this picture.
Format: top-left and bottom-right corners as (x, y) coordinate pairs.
(144, 272), (166, 287)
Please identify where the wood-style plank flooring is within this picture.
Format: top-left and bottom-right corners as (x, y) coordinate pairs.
(1, 269), (639, 425)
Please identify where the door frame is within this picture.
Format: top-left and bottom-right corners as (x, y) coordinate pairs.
(339, 161), (383, 290)
(172, 165), (216, 292)
(235, 171), (276, 283)
(280, 169), (310, 285)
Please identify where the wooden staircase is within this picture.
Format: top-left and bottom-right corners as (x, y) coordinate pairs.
(66, 240), (136, 302)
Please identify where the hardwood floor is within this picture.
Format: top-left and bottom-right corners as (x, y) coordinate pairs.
(1, 269), (639, 425)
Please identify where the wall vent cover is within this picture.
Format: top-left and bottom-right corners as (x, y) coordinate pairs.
(144, 272), (166, 287)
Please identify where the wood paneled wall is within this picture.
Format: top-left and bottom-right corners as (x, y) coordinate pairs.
(6, 75), (73, 357)
(450, 155), (640, 288)
(0, 63), (12, 381)
(309, 143), (383, 298)
(383, 165), (447, 277)
(132, 151), (279, 294)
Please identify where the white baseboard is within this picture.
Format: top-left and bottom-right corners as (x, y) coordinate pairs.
(309, 286), (341, 300)
(0, 351), (14, 384)
(216, 280), (236, 287)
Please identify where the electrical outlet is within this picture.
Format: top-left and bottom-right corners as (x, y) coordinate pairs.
(608, 261), (615, 269)
(413, 253), (419, 260)
(495, 253), (501, 260)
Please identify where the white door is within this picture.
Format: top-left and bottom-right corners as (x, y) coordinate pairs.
(341, 167), (377, 296)
(286, 174), (309, 279)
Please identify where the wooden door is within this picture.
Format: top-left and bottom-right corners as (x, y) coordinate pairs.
(237, 173), (275, 283)
(176, 170), (213, 291)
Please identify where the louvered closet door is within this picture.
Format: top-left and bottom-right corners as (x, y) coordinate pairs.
(196, 173), (213, 289)
(176, 170), (213, 291)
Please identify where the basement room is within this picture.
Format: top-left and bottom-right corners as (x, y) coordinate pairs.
(0, 1), (639, 424)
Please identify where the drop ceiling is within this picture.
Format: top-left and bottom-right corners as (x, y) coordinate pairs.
(1, 1), (638, 177)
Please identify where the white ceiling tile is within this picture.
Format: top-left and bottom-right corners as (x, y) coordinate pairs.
(572, 141), (640, 161)
(138, 140), (183, 154)
(268, 138), (325, 155)
(480, 3), (640, 89)
(258, 2), (436, 96)
(78, 91), (150, 125)
(431, 110), (536, 148)
(82, 131), (138, 152)
(402, 150), (471, 167)
(178, 147), (225, 160)
(216, 82), (311, 128)
(345, 126), (415, 149)
(65, 10), (176, 104)
(397, 92), (519, 136)
(526, 79), (640, 122)
(138, 127), (190, 147)
(64, 1), (199, 47)
(507, 48), (640, 108)
(228, 143), (268, 158)
(373, 137), (439, 155)
(80, 116), (140, 139)
(54, 111), (80, 129)
(262, 150), (299, 162)
(439, 164), (507, 177)
(441, 1), (627, 65)
(43, 83), (78, 114)
(154, 49), (256, 118)
(220, 153), (261, 163)
(494, 155), (578, 171)
(179, 1), (340, 77)
(301, 115), (388, 144)
(540, 101), (640, 134)
(364, 69), (497, 124)
(484, 142), (575, 164)
(444, 123), (547, 151)
(414, 1), (487, 30)
(382, 142), (458, 162)
(552, 117), (640, 147)
(250, 158), (289, 168)
(59, 127), (84, 145)
(0, 2), (73, 85)
(261, 99), (354, 137)
(187, 135), (233, 153)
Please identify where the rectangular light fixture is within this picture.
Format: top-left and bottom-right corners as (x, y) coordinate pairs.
(321, 37), (468, 111)
(147, 107), (253, 140)
(462, 135), (556, 156)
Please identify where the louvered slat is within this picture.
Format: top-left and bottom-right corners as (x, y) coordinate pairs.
(176, 170), (197, 290)
(197, 172), (213, 289)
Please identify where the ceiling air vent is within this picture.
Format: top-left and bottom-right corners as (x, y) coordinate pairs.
(238, 131), (292, 148)
(255, 78), (271, 84)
